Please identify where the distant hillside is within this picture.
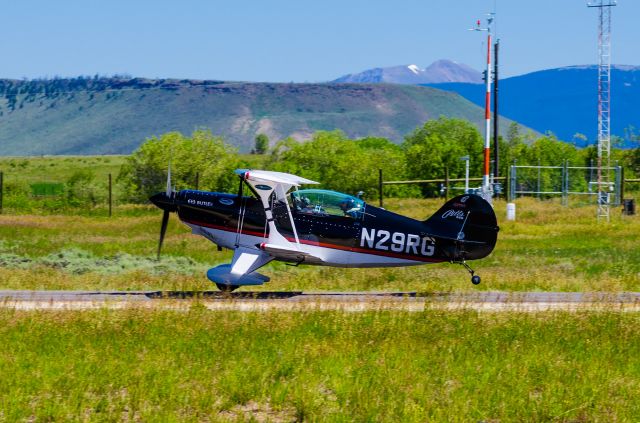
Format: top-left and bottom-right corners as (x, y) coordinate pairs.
(426, 65), (640, 146)
(333, 60), (482, 84)
(0, 77), (525, 155)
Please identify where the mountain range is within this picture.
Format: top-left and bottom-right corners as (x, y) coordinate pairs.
(0, 78), (524, 155)
(2, 60), (636, 156)
(333, 60), (483, 84)
(335, 61), (640, 145)
(426, 65), (640, 146)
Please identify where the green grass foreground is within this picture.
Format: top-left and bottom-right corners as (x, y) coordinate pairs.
(0, 309), (638, 421)
(0, 197), (638, 292)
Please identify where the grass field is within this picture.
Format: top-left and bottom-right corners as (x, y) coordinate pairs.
(0, 195), (638, 292)
(0, 156), (127, 184)
(1, 158), (639, 421)
(0, 309), (639, 421)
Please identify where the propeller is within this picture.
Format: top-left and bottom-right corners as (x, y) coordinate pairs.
(150, 161), (177, 260)
(157, 209), (170, 260)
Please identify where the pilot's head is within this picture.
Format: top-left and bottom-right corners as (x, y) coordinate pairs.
(340, 198), (355, 211)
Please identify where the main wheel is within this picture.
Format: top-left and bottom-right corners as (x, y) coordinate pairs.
(471, 275), (481, 285)
(216, 283), (239, 292)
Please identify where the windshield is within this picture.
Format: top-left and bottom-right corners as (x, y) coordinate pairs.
(291, 189), (364, 218)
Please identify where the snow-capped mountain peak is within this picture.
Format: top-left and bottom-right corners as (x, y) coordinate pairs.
(333, 59), (483, 84)
(407, 64), (421, 75)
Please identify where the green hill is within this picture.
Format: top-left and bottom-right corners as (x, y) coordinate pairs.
(0, 77), (524, 155)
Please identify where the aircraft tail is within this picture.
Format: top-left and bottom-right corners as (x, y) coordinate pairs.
(423, 194), (499, 261)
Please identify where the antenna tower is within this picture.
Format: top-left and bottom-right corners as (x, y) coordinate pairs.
(469, 14), (495, 203)
(588, 1), (616, 221)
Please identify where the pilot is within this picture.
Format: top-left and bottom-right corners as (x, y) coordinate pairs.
(339, 198), (360, 218)
(300, 197), (315, 214)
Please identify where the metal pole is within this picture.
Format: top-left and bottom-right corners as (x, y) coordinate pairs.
(469, 15), (494, 200)
(195, 172), (200, 191)
(444, 167), (450, 199)
(615, 165), (622, 206)
(465, 159), (470, 194)
(108, 173), (112, 217)
(493, 39), (500, 179)
(562, 160), (568, 206)
(378, 169), (383, 208)
(483, 31), (492, 194)
(510, 162), (516, 201)
(537, 160), (541, 200)
(0, 171), (3, 214)
(620, 166), (625, 203)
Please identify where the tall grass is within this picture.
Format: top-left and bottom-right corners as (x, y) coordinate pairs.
(0, 309), (638, 421)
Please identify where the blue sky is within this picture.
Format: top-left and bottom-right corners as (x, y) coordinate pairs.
(4, 0), (638, 82)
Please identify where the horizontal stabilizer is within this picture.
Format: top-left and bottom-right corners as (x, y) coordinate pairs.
(207, 264), (270, 286)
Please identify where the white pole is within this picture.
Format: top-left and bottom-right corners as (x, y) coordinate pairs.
(483, 31), (492, 194)
(469, 14), (494, 202)
(465, 159), (470, 194)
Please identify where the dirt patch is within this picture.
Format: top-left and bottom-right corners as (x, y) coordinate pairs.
(218, 401), (297, 422)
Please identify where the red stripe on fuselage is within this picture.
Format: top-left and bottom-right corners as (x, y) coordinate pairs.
(184, 219), (266, 238)
(183, 218), (444, 263)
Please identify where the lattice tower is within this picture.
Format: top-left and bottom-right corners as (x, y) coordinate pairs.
(588, 1), (615, 221)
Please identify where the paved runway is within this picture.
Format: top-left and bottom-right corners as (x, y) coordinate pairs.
(1, 290), (640, 312)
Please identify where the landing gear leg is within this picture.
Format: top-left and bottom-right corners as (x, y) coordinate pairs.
(456, 261), (481, 285)
(216, 283), (239, 292)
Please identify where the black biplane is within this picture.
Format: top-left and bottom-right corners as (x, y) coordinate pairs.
(151, 169), (499, 291)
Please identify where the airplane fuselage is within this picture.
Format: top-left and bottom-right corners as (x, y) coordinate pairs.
(171, 189), (487, 268)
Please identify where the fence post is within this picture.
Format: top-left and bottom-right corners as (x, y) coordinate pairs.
(510, 161), (517, 201)
(378, 169), (383, 208)
(108, 173), (112, 217)
(537, 159), (541, 200)
(0, 171), (3, 214)
(620, 166), (625, 204)
(561, 160), (568, 206)
(615, 166), (622, 206)
(195, 172), (199, 191)
(444, 167), (450, 200)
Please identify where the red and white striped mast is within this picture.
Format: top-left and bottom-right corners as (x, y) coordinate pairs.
(470, 14), (495, 201)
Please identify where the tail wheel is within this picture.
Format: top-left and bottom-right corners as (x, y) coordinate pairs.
(216, 283), (239, 292)
(471, 275), (481, 285)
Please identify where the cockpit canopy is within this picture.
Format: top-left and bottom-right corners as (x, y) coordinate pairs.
(291, 189), (365, 218)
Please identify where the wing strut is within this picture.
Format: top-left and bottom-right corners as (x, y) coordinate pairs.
(236, 170), (318, 250)
(235, 178), (248, 247)
(276, 183), (300, 246)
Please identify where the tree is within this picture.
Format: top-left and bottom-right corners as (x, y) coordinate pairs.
(403, 117), (483, 196)
(66, 169), (98, 207)
(253, 134), (269, 155)
(118, 130), (240, 202)
(521, 134), (581, 166)
(267, 131), (410, 199)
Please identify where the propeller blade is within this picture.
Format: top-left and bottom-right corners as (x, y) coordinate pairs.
(166, 160), (172, 197)
(157, 209), (170, 260)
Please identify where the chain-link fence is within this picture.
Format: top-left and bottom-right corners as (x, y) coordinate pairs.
(509, 162), (622, 206)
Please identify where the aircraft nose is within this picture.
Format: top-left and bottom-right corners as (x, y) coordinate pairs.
(149, 192), (177, 212)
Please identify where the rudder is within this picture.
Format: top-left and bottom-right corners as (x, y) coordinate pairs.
(423, 194), (499, 260)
